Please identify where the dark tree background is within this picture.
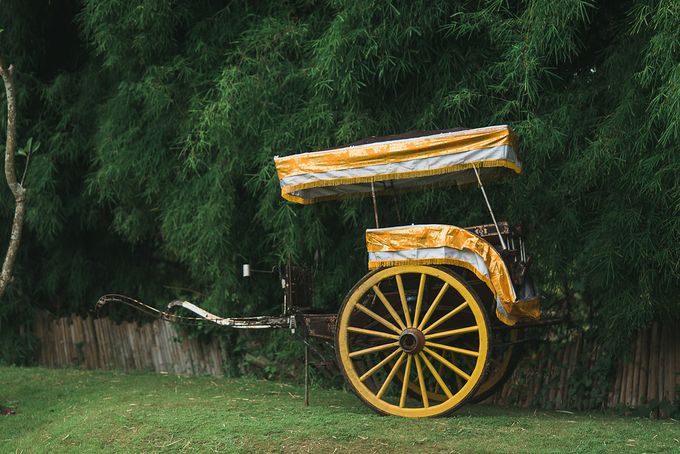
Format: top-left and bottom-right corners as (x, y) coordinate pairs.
(0, 0), (678, 366)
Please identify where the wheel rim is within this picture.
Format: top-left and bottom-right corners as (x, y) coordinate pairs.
(336, 265), (490, 417)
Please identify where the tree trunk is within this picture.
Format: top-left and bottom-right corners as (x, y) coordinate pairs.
(0, 58), (26, 299)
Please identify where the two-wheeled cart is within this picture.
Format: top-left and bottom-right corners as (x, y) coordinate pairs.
(99, 124), (541, 418)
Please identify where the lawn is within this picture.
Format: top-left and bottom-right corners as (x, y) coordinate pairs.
(1, 367), (678, 453)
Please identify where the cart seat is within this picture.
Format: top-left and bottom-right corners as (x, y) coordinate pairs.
(365, 224), (540, 325)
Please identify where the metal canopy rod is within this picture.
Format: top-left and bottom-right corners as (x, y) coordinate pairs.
(472, 166), (507, 250)
(370, 181), (380, 228)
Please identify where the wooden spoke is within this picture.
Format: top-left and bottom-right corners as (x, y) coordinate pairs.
(412, 274), (427, 327)
(447, 351), (464, 391)
(414, 355), (429, 408)
(347, 326), (400, 340)
(423, 347), (471, 381)
(421, 301), (469, 335)
(455, 365), (464, 389)
(399, 355), (413, 408)
(376, 352), (406, 398)
(395, 274), (412, 328)
(417, 283), (449, 330)
(419, 352), (453, 399)
(355, 303), (402, 334)
(425, 325), (479, 340)
(434, 348), (450, 394)
(425, 341), (479, 358)
(360, 347), (401, 382)
(372, 285), (407, 330)
(349, 341), (400, 358)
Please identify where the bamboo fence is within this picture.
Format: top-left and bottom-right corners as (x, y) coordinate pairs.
(491, 321), (680, 413)
(33, 313), (224, 376)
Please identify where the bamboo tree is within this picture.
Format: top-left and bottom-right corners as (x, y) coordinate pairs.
(0, 1), (678, 378)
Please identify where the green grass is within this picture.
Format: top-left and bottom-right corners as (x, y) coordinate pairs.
(1, 367), (678, 453)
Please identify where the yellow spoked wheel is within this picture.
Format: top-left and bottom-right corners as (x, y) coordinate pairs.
(335, 265), (491, 417)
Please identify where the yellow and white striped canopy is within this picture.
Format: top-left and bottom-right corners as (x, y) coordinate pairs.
(274, 125), (520, 204)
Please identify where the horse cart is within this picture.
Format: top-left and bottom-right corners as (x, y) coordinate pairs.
(98, 124), (542, 418)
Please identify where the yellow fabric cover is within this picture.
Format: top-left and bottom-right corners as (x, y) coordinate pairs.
(365, 224), (540, 325)
(274, 125), (520, 204)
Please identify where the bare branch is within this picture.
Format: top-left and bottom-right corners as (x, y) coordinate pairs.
(0, 57), (26, 298)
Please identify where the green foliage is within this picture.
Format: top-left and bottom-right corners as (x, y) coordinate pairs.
(0, 0), (679, 370)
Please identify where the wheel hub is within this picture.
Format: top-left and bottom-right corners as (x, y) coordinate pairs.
(399, 327), (425, 354)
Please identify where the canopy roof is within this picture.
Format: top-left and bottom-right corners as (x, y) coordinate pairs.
(274, 125), (521, 204)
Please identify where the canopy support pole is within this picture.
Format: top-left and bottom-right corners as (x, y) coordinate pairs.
(473, 166), (507, 250)
(370, 181), (380, 228)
